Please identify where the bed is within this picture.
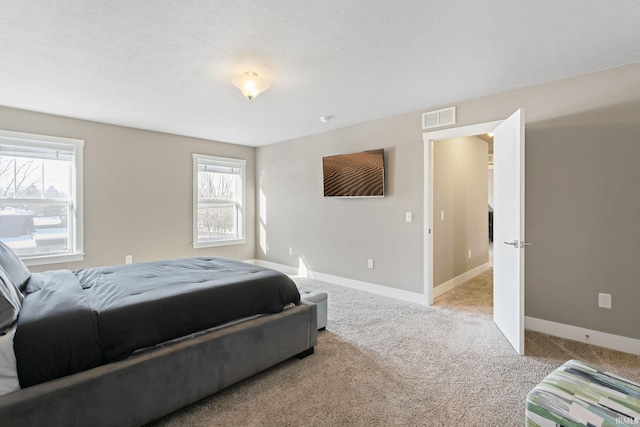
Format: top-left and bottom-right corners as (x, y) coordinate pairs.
(0, 243), (317, 426)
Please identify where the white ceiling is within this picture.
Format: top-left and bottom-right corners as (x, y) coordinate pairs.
(1, 1), (639, 147)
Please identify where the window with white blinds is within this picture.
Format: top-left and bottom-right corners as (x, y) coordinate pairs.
(193, 154), (246, 248)
(0, 130), (84, 265)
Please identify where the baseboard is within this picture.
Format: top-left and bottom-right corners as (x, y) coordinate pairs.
(433, 262), (490, 298)
(525, 316), (640, 356)
(249, 259), (426, 305)
(305, 270), (426, 305)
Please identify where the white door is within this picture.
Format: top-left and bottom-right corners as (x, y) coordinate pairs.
(493, 109), (526, 354)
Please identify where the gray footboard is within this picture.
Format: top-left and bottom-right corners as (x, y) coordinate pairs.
(0, 303), (317, 427)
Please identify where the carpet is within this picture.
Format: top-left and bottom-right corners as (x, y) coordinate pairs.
(149, 272), (639, 426)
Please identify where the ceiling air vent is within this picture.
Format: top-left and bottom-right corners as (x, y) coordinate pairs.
(422, 106), (456, 129)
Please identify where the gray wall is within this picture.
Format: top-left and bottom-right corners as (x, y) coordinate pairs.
(257, 62), (640, 340)
(433, 136), (488, 287)
(256, 113), (425, 293)
(0, 106), (256, 271)
(525, 100), (640, 340)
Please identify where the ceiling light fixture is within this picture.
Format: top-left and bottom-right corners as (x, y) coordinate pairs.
(320, 115), (333, 123)
(231, 71), (269, 100)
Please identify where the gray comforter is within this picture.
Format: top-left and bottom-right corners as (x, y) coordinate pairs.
(14, 257), (300, 388)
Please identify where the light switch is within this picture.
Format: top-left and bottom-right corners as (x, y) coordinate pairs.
(405, 212), (412, 223)
(441, 211), (445, 221)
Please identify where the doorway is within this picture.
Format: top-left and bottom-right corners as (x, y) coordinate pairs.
(430, 133), (493, 314)
(422, 120), (501, 305)
(423, 111), (526, 354)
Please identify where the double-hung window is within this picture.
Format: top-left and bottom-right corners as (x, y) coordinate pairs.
(193, 154), (246, 248)
(0, 130), (84, 265)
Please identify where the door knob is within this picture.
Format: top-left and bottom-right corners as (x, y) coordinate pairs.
(504, 240), (518, 247)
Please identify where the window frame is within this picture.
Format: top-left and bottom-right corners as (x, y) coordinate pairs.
(0, 129), (84, 266)
(192, 153), (246, 248)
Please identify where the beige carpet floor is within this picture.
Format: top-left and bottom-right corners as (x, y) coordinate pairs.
(149, 270), (639, 426)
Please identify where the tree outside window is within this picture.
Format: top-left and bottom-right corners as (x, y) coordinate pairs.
(193, 154), (245, 248)
(0, 130), (83, 264)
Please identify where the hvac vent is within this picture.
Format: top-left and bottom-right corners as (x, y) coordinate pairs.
(422, 106), (456, 129)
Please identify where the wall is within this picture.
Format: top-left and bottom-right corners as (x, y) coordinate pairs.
(433, 136), (488, 287)
(488, 169), (494, 208)
(0, 106), (256, 271)
(257, 62), (640, 340)
(525, 100), (640, 340)
(256, 113), (424, 293)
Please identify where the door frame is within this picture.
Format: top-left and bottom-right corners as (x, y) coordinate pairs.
(422, 120), (503, 305)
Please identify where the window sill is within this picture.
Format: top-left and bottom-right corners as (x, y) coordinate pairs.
(21, 252), (85, 267)
(193, 238), (246, 249)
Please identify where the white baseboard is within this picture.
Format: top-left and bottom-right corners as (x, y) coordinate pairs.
(249, 259), (426, 305)
(525, 316), (640, 356)
(433, 262), (490, 298)
(305, 270), (426, 305)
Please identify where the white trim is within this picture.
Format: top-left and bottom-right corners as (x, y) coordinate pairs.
(193, 238), (246, 249)
(433, 262), (490, 298)
(525, 316), (640, 356)
(306, 270), (425, 305)
(249, 259), (425, 305)
(22, 252), (85, 267)
(192, 153), (246, 249)
(423, 120), (502, 306)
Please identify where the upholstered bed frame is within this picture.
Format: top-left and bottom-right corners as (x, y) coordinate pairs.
(0, 301), (317, 426)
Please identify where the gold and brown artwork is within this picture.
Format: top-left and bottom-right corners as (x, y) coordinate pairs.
(323, 149), (384, 197)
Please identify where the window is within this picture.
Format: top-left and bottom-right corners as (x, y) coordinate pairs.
(0, 130), (84, 265)
(193, 154), (246, 248)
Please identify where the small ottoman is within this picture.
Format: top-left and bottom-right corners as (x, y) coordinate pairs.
(298, 288), (327, 331)
(526, 359), (640, 427)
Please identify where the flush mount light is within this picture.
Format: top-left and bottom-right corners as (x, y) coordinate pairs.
(231, 71), (269, 100)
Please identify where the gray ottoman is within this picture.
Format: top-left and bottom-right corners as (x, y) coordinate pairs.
(298, 288), (328, 330)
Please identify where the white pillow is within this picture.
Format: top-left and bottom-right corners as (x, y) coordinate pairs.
(0, 242), (30, 292)
(0, 265), (23, 335)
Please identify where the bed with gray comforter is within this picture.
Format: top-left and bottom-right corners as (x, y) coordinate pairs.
(0, 250), (317, 427)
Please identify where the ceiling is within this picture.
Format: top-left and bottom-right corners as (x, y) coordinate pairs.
(1, 1), (639, 147)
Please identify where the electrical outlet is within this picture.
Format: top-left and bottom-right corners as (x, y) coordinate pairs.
(368, 259), (374, 269)
(598, 293), (612, 309)
(125, 255), (133, 264)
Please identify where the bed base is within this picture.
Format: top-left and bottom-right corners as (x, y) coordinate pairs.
(0, 302), (317, 427)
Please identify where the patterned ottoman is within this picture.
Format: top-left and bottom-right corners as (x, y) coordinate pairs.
(526, 359), (640, 427)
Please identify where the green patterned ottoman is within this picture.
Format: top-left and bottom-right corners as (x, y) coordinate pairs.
(526, 359), (640, 427)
